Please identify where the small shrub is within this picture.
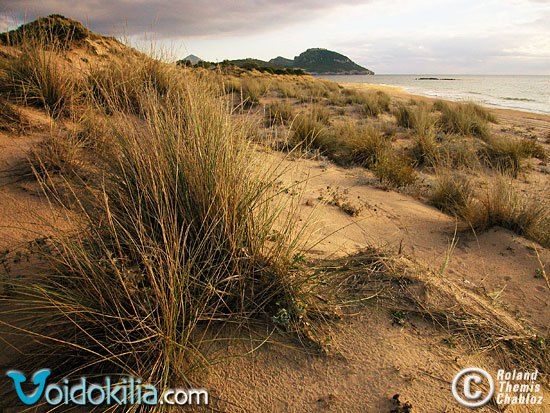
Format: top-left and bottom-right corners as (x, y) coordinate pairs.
(320, 186), (367, 217)
(374, 152), (417, 188)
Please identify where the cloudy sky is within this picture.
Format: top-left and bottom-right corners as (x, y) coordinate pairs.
(2, 0), (550, 74)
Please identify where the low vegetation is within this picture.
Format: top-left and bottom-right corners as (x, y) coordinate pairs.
(430, 173), (550, 247)
(435, 100), (494, 140)
(1, 17), (549, 409)
(0, 40), (76, 116)
(1, 28), (321, 397)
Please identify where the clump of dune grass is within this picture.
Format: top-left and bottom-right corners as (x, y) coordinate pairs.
(394, 102), (436, 137)
(290, 105), (330, 148)
(465, 101), (498, 123)
(265, 100), (294, 125)
(435, 100), (494, 140)
(0, 39), (76, 116)
(478, 137), (529, 177)
(27, 132), (85, 178)
(320, 248), (550, 375)
(223, 76), (242, 94)
(430, 171), (476, 219)
(515, 138), (548, 160)
(321, 121), (390, 167)
(86, 54), (179, 115)
(2, 64), (315, 399)
(437, 136), (481, 169)
(411, 132), (441, 167)
(362, 90), (391, 117)
(374, 152), (417, 188)
(223, 76), (271, 107)
(271, 77), (299, 98)
(239, 77), (264, 106)
(472, 176), (549, 246)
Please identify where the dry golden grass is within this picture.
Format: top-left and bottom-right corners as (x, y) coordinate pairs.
(434, 100), (494, 140)
(1, 38), (322, 400)
(473, 176), (550, 246)
(374, 152), (417, 188)
(430, 170), (477, 219)
(431, 172), (550, 247)
(0, 98), (28, 133)
(265, 99), (295, 126)
(1, 20), (549, 409)
(0, 40), (76, 116)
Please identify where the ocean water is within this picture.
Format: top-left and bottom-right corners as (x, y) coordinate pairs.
(314, 75), (550, 115)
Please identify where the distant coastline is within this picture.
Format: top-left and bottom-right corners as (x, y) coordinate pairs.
(315, 74), (550, 115)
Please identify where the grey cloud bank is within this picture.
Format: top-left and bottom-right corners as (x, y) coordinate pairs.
(2, 0), (549, 74)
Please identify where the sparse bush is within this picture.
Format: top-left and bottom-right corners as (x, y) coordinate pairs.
(374, 152), (417, 188)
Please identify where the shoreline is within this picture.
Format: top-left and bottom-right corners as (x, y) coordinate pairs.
(338, 81), (550, 122)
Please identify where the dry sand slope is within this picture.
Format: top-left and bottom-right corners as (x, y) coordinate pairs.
(0, 33), (548, 410)
(204, 149), (550, 412)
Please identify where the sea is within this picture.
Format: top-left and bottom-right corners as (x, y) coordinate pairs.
(314, 75), (550, 115)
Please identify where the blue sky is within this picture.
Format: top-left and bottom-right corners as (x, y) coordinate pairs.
(3, 0), (550, 74)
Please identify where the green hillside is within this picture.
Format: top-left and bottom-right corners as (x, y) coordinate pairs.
(293, 48), (373, 74)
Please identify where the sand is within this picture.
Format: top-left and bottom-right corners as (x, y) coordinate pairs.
(0, 60), (549, 411)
